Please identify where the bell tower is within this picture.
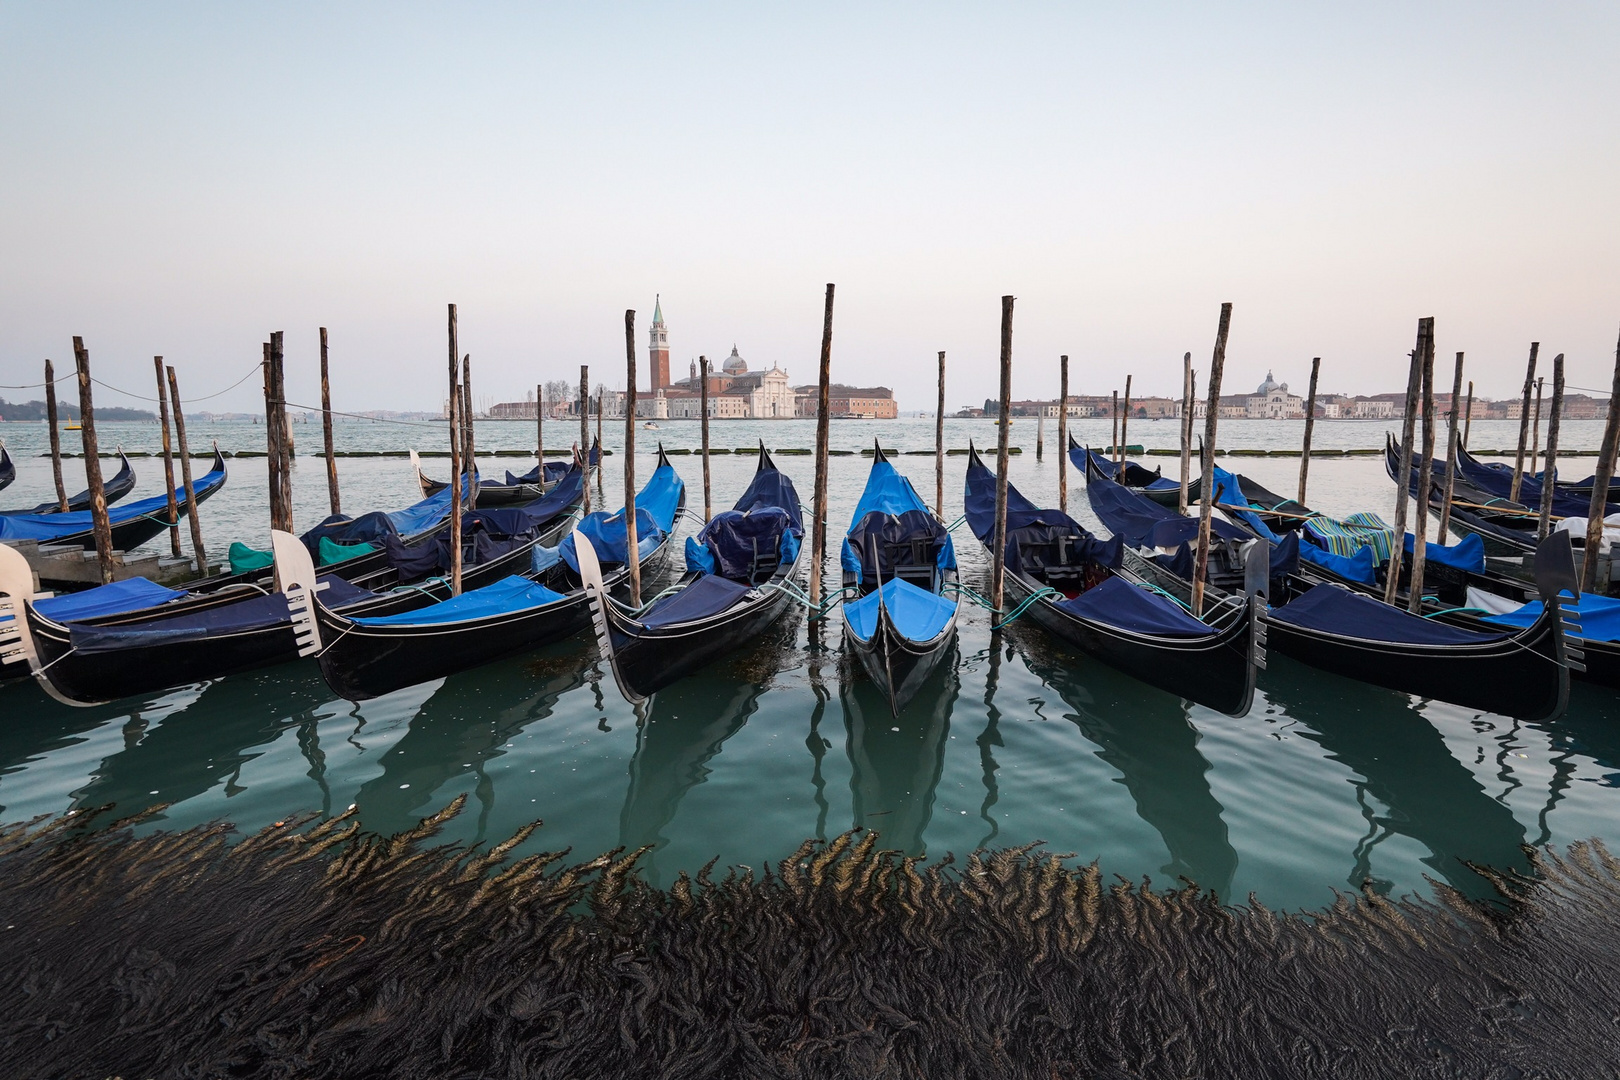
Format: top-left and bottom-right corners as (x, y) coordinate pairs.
(648, 295), (670, 392)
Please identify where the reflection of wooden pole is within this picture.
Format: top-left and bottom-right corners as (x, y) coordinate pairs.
(1438, 352), (1465, 538)
(1463, 380), (1474, 451)
(623, 312), (641, 607)
(807, 284), (835, 607)
(166, 366), (207, 570)
(1511, 343), (1539, 502)
(1119, 374), (1132, 462)
(1529, 376), (1545, 481)
(72, 337), (116, 584)
(1409, 327), (1436, 614)
(320, 327), (340, 516)
(991, 296), (1014, 613)
(154, 356), (180, 556)
(1179, 353), (1193, 517)
(1537, 355), (1565, 542)
(1298, 357), (1320, 505)
(1191, 306), (1231, 617)
(1057, 355), (1068, 517)
(1583, 328), (1620, 592)
(1385, 330), (1426, 606)
(447, 305), (463, 597)
(699, 355), (711, 522)
(44, 359), (69, 512)
(936, 351), (946, 519)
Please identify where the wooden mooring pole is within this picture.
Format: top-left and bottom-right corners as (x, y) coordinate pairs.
(320, 327), (340, 516)
(1119, 375), (1132, 462)
(1191, 306), (1231, 618)
(1538, 355), (1565, 542)
(991, 295), (1014, 615)
(1583, 327), (1620, 592)
(579, 365), (591, 513)
(1409, 325), (1437, 614)
(699, 355), (711, 522)
(1511, 343), (1539, 503)
(807, 284), (834, 608)
(447, 305), (463, 597)
(1036, 411), (1044, 462)
(595, 381), (603, 456)
(462, 354), (475, 495)
(262, 342), (280, 531)
(1529, 376), (1545, 483)
(154, 356), (181, 557)
(1385, 328), (1427, 606)
(1463, 381), (1475, 451)
(1438, 352), (1465, 539)
(1111, 390), (1120, 461)
(271, 332), (292, 532)
(1298, 357), (1320, 505)
(1179, 353), (1193, 517)
(1057, 355), (1069, 517)
(535, 383), (544, 476)
(72, 337), (116, 585)
(44, 359), (69, 512)
(935, 351), (946, 520)
(623, 312), (641, 607)
(166, 366), (207, 570)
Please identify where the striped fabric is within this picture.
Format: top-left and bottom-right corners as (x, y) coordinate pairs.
(1303, 511), (1395, 562)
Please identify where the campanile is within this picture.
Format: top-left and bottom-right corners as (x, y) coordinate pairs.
(648, 295), (670, 391)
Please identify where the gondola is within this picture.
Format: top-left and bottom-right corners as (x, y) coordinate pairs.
(1384, 434), (1540, 556)
(414, 438), (600, 507)
(967, 446), (1261, 716)
(0, 447), (225, 551)
(1087, 453), (1579, 721)
(1, 463), (586, 705)
(0, 442), (15, 493)
(1, 449), (137, 516)
(1450, 440), (1617, 513)
(297, 448), (684, 701)
(590, 444), (804, 703)
(838, 444), (959, 717)
(1067, 436), (1181, 503)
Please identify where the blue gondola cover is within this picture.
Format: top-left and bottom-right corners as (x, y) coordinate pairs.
(1055, 577), (1218, 637)
(1484, 590), (1620, 641)
(1402, 531), (1485, 574)
(352, 575), (566, 627)
(32, 578), (185, 622)
(1086, 470), (1249, 549)
(844, 577), (957, 644)
(69, 575), (376, 653)
(639, 575), (752, 628)
(1300, 541), (1377, 584)
(1269, 584), (1508, 645)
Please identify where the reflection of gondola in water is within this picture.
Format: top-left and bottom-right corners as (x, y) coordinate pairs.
(1006, 626), (1238, 899)
(1261, 656), (1531, 898)
(842, 641), (959, 856)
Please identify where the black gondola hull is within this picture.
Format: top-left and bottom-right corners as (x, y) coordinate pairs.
(606, 575), (798, 700)
(21, 450), (227, 550)
(847, 605), (958, 717)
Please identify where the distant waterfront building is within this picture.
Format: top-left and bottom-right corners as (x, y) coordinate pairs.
(648, 296), (671, 392)
(799, 384), (898, 419)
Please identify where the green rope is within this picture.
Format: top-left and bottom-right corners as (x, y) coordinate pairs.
(990, 587), (1057, 629)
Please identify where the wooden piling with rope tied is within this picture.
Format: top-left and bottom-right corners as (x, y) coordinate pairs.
(166, 365), (207, 571)
(72, 337), (116, 585)
(321, 328), (340, 516)
(154, 356), (181, 558)
(1191, 306), (1231, 618)
(991, 295), (1014, 615)
(808, 284), (835, 609)
(1298, 357), (1320, 506)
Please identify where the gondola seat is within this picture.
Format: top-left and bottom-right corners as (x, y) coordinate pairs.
(844, 509), (949, 594)
(686, 506), (799, 585)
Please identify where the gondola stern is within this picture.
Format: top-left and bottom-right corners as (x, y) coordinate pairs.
(574, 531), (648, 706)
(270, 529), (327, 660)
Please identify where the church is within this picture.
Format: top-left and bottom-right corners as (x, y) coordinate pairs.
(645, 297), (797, 419)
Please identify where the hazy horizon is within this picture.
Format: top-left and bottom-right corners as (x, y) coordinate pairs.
(4, 3), (1617, 415)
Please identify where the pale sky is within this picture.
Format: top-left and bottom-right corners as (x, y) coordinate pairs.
(3, 2), (1617, 413)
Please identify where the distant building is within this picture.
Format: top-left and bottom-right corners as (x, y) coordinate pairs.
(800, 384), (898, 419)
(648, 296), (671, 392)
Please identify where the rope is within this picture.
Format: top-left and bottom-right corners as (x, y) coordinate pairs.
(990, 586), (1057, 629)
(281, 400), (443, 428)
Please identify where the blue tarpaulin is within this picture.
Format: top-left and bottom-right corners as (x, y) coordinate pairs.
(32, 578), (185, 622)
(844, 576), (957, 644)
(352, 575), (567, 626)
(1068, 445), (1179, 491)
(0, 460), (227, 543)
(1484, 591), (1620, 641)
(1085, 469), (1249, 549)
(1269, 584), (1507, 645)
(683, 457), (803, 579)
(69, 575), (376, 653)
(1055, 577), (1217, 637)
(558, 460), (683, 572)
(639, 575), (752, 628)
(964, 451), (1123, 570)
(1300, 542), (1378, 584)
(840, 457), (956, 580)
(1403, 531), (1485, 574)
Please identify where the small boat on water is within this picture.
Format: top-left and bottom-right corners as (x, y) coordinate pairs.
(967, 446), (1261, 716)
(0, 442), (14, 493)
(0, 448), (224, 550)
(1, 449), (137, 516)
(1, 463), (588, 705)
(293, 449), (685, 701)
(413, 438), (600, 507)
(839, 444), (959, 716)
(588, 443), (804, 703)
(1068, 437), (1181, 505)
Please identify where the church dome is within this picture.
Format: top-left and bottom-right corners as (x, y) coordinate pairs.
(722, 345), (748, 375)
(1255, 370), (1284, 395)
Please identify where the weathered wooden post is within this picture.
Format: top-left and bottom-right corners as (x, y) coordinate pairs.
(153, 356), (181, 557)
(1179, 353), (1193, 516)
(1111, 390), (1120, 462)
(1583, 327), (1620, 592)
(699, 355), (711, 522)
(1057, 354), (1069, 517)
(320, 327), (340, 516)
(1119, 374), (1132, 463)
(807, 284), (835, 608)
(1438, 352), (1465, 538)
(579, 364), (592, 513)
(166, 366), (207, 570)
(447, 305), (463, 596)
(535, 383), (544, 476)
(271, 332), (293, 532)
(595, 381), (604, 455)
(1537, 355), (1566, 542)
(1036, 410), (1044, 462)
(1384, 330), (1427, 606)
(1511, 343), (1539, 502)
(462, 354), (475, 494)
(1529, 376), (1545, 482)
(44, 358), (69, 512)
(623, 312), (641, 607)
(262, 342), (280, 530)
(1408, 327), (1437, 614)
(936, 351), (946, 519)
(991, 295), (1015, 614)
(72, 337), (116, 584)
(1463, 381), (1475, 451)
(1192, 307), (1232, 617)
(1298, 357), (1320, 505)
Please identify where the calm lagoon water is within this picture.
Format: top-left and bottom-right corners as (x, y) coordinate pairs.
(3, 414), (1618, 911)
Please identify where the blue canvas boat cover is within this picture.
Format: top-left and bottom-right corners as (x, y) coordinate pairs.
(1269, 584), (1507, 645)
(639, 574), (752, 628)
(728, 459), (805, 534)
(68, 575), (375, 653)
(1483, 590), (1620, 641)
(0, 460), (226, 543)
(511, 443), (598, 484)
(841, 457), (956, 579)
(1055, 576), (1217, 638)
(1069, 445), (1178, 491)
(300, 511), (400, 557)
(1302, 512), (1395, 561)
(1402, 531), (1485, 573)
(964, 451), (1120, 569)
(352, 575), (568, 627)
(32, 578), (186, 622)
(689, 507), (799, 579)
(1086, 469), (1249, 549)
(844, 576), (957, 644)
(1300, 541), (1377, 584)
(558, 461), (683, 572)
